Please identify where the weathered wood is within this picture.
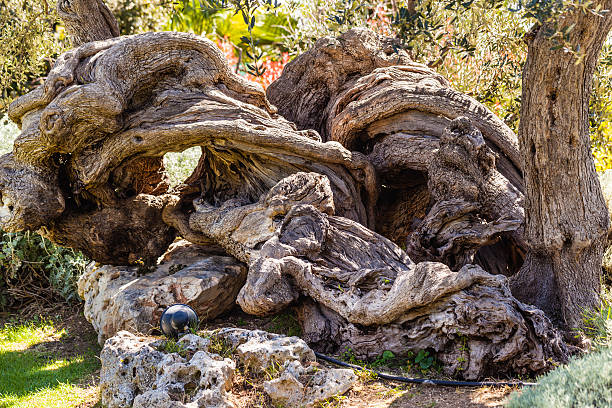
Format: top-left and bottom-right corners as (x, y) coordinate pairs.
(0, 23), (574, 378)
(187, 171), (568, 379)
(267, 32), (523, 190)
(57, 0), (120, 46)
(406, 117), (524, 274)
(40, 194), (176, 265)
(268, 30), (526, 269)
(4, 32), (376, 263)
(511, 4), (612, 328)
(267, 28), (412, 139)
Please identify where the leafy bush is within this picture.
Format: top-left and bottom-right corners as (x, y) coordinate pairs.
(0, 0), (67, 112)
(169, 1), (291, 87)
(591, 42), (612, 172)
(506, 347), (612, 408)
(0, 231), (88, 310)
(106, 0), (173, 35)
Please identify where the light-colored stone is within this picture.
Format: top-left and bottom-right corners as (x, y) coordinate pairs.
(99, 331), (172, 408)
(263, 369), (304, 407)
(78, 241), (246, 344)
(215, 328), (315, 371)
(100, 331), (236, 408)
(176, 333), (210, 354)
(263, 360), (357, 408)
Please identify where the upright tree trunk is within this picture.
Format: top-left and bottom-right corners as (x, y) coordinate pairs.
(56, 0), (119, 46)
(512, 4), (612, 328)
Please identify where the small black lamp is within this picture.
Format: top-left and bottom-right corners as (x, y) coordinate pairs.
(159, 304), (199, 339)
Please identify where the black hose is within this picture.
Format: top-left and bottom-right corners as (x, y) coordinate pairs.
(314, 352), (538, 387)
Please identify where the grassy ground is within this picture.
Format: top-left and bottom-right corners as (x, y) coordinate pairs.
(0, 304), (516, 408)
(0, 309), (101, 408)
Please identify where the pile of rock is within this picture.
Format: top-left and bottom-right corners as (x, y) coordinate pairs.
(99, 329), (357, 408)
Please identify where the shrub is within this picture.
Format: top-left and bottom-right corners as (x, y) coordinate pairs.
(106, 0), (172, 35)
(0, 230), (89, 310)
(1, 117), (89, 310)
(506, 347), (612, 408)
(163, 147), (202, 187)
(0, 0), (67, 112)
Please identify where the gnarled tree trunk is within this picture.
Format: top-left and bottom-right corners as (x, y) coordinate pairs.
(0, 2), (577, 379)
(511, 4), (612, 328)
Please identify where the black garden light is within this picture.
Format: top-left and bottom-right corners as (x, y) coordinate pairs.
(159, 304), (199, 339)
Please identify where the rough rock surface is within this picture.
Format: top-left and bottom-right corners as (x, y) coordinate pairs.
(215, 328), (315, 371)
(79, 241), (246, 344)
(99, 329), (357, 408)
(100, 331), (235, 408)
(264, 360), (357, 408)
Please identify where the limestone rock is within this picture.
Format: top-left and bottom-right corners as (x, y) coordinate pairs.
(99, 331), (172, 408)
(100, 329), (358, 408)
(263, 360), (357, 408)
(78, 241), (246, 344)
(100, 331), (235, 408)
(176, 333), (211, 354)
(215, 328), (315, 371)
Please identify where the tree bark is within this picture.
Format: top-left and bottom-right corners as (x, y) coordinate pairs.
(189, 171), (568, 379)
(56, 0), (120, 46)
(1, 24), (573, 378)
(511, 4), (612, 328)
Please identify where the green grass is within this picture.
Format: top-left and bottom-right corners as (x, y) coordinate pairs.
(267, 310), (302, 338)
(0, 317), (100, 408)
(575, 286), (612, 350)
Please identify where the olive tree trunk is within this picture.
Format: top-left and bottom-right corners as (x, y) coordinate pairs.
(511, 4), (612, 328)
(0, 0), (577, 379)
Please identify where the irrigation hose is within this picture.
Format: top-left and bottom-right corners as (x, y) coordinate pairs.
(314, 352), (538, 388)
